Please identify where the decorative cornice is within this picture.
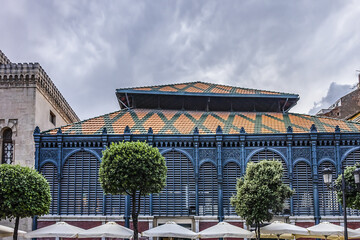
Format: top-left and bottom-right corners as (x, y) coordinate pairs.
(0, 62), (79, 123)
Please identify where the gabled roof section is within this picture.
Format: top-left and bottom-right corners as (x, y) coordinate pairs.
(43, 108), (360, 135)
(116, 81), (299, 98)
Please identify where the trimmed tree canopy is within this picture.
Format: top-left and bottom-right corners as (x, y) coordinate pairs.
(335, 164), (360, 210)
(0, 164), (51, 240)
(99, 141), (167, 240)
(231, 160), (293, 240)
(99, 141), (167, 196)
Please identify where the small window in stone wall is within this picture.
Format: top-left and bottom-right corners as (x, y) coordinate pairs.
(50, 111), (56, 125)
(2, 128), (13, 164)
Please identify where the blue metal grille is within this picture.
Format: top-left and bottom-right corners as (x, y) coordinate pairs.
(129, 195), (151, 216)
(343, 150), (360, 216)
(40, 163), (58, 214)
(318, 161), (339, 215)
(60, 151), (103, 215)
(223, 162), (241, 216)
(105, 194), (125, 215)
(152, 151), (195, 216)
(199, 162), (218, 216)
(293, 162), (314, 215)
(250, 150), (290, 214)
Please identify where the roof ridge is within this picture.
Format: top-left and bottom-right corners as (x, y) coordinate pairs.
(116, 81), (203, 91)
(199, 80), (297, 96)
(117, 81), (298, 96)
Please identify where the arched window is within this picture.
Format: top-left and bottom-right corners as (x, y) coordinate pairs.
(152, 150), (195, 216)
(343, 150), (360, 216)
(199, 162), (218, 216)
(293, 161), (313, 215)
(60, 151), (104, 215)
(318, 161), (339, 215)
(249, 150), (290, 214)
(2, 128), (13, 164)
(223, 162), (241, 216)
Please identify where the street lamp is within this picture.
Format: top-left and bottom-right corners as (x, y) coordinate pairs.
(322, 165), (360, 240)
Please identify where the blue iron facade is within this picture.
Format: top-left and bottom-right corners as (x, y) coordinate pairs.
(35, 124), (360, 228)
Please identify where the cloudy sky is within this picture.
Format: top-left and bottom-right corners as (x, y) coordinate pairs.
(1, 0), (359, 120)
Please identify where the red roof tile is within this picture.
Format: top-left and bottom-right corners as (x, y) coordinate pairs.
(44, 109), (360, 135)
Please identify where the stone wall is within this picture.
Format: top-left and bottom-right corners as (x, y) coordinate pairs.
(0, 86), (36, 167)
(0, 51), (79, 237)
(35, 88), (68, 131)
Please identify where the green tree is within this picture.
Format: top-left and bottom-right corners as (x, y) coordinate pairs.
(99, 141), (167, 240)
(0, 164), (51, 240)
(335, 164), (360, 210)
(231, 160), (293, 240)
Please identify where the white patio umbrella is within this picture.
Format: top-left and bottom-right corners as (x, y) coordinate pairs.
(198, 221), (254, 239)
(25, 222), (84, 239)
(0, 225), (26, 237)
(260, 221), (309, 239)
(305, 222), (360, 239)
(142, 221), (198, 239)
(75, 222), (134, 239)
(352, 228), (360, 239)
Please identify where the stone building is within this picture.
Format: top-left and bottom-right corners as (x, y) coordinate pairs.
(36, 82), (360, 234)
(0, 50), (79, 235)
(317, 74), (360, 122)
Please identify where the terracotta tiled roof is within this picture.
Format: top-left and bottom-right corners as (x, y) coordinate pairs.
(117, 81), (297, 97)
(43, 109), (360, 135)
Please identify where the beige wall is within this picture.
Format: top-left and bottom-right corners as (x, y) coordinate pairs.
(35, 88), (69, 131)
(0, 85), (76, 236)
(0, 86), (36, 167)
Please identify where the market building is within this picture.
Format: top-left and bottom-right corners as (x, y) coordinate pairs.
(35, 82), (360, 233)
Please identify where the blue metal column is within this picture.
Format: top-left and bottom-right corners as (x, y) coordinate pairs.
(56, 128), (63, 215)
(193, 127), (200, 215)
(335, 126), (342, 215)
(335, 126), (341, 175)
(310, 125), (320, 224)
(287, 126), (294, 215)
(124, 126), (132, 228)
(240, 127), (246, 176)
(147, 128), (154, 215)
(33, 126), (41, 231)
(125, 195), (131, 228)
(102, 128), (108, 215)
(216, 126), (223, 221)
(33, 126), (40, 171)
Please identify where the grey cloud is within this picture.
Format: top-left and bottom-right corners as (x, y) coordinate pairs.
(0, 0), (359, 120)
(308, 82), (354, 115)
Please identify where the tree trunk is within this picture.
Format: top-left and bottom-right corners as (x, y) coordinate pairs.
(255, 222), (260, 240)
(13, 216), (19, 240)
(131, 194), (139, 240)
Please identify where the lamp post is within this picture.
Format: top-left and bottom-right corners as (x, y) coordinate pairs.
(322, 165), (360, 240)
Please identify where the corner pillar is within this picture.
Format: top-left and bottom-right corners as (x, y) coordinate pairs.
(310, 125), (320, 224)
(216, 126), (223, 221)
